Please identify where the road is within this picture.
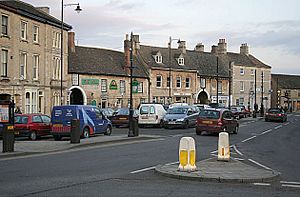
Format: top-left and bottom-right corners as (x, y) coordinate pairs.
(0, 113), (299, 196)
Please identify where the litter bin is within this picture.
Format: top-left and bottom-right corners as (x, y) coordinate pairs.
(70, 119), (80, 144)
(2, 124), (14, 152)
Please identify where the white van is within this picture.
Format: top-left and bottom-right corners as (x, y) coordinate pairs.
(138, 104), (166, 127)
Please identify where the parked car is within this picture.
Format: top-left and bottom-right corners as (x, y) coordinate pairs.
(265, 108), (287, 122)
(110, 108), (139, 127)
(100, 108), (115, 120)
(196, 108), (239, 135)
(51, 105), (112, 140)
(193, 104), (211, 111)
(14, 114), (51, 140)
(163, 106), (199, 129)
(138, 103), (166, 127)
(230, 106), (244, 119)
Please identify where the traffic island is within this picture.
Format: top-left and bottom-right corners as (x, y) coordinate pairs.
(155, 158), (280, 183)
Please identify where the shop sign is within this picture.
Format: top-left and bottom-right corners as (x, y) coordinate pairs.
(132, 80), (139, 93)
(82, 78), (99, 85)
(109, 80), (118, 90)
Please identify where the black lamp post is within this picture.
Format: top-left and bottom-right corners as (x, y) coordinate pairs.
(260, 71), (264, 116)
(168, 36), (180, 104)
(216, 56), (219, 104)
(228, 61), (232, 110)
(128, 32), (135, 137)
(60, 1), (82, 105)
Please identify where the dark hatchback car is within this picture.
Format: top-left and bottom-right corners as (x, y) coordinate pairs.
(14, 114), (52, 140)
(163, 106), (199, 129)
(196, 108), (239, 135)
(111, 108), (138, 127)
(100, 108), (115, 120)
(265, 108), (287, 122)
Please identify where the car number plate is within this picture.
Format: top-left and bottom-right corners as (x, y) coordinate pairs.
(14, 131), (19, 135)
(169, 121), (176, 124)
(141, 116), (148, 119)
(119, 118), (127, 120)
(53, 124), (63, 127)
(202, 120), (212, 124)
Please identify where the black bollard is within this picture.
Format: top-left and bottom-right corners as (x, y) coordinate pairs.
(2, 125), (15, 152)
(70, 119), (80, 144)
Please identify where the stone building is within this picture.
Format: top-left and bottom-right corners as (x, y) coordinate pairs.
(0, 1), (71, 115)
(271, 74), (300, 112)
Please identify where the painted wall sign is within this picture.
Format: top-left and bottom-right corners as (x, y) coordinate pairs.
(82, 78), (99, 85)
(109, 80), (118, 90)
(132, 80), (139, 93)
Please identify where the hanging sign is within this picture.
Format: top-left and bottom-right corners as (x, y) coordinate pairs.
(109, 80), (118, 90)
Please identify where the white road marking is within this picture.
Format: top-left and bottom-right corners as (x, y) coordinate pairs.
(280, 181), (300, 185)
(130, 166), (156, 174)
(248, 159), (272, 170)
(261, 129), (272, 135)
(210, 153), (218, 157)
(232, 145), (243, 156)
(165, 161), (179, 166)
(274, 125), (283, 130)
(253, 183), (271, 186)
(232, 157), (244, 161)
(242, 136), (257, 143)
(283, 122), (290, 126)
(210, 150), (218, 154)
(282, 184), (300, 188)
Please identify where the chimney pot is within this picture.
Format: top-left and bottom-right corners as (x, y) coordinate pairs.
(240, 43), (249, 55)
(217, 38), (227, 54)
(178, 40), (186, 53)
(195, 43), (204, 52)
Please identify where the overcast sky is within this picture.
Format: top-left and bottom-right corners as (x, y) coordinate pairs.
(24, 0), (300, 75)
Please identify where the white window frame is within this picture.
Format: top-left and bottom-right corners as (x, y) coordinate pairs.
(20, 52), (27, 80)
(138, 82), (143, 93)
(251, 69), (255, 75)
(120, 80), (125, 95)
(239, 97), (244, 106)
(240, 81), (244, 92)
(218, 81), (222, 93)
(185, 77), (190, 89)
(1, 49), (8, 77)
(53, 57), (61, 80)
(33, 25), (39, 43)
(240, 67), (245, 75)
(178, 58), (184, 66)
(176, 76), (181, 88)
(1, 15), (8, 36)
(101, 79), (107, 92)
(20, 20), (27, 40)
(72, 74), (79, 86)
(156, 75), (162, 88)
(33, 54), (39, 80)
(155, 55), (162, 63)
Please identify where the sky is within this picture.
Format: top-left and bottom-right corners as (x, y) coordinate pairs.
(24, 0), (300, 75)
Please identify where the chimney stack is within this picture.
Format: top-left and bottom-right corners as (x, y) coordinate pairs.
(195, 43), (204, 52)
(217, 38), (227, 54)
(178, 40), (186, 53)
(240, 43), (249, 55)
(123, 34), (131, 74)
(36, 7), (50, 14)
(132, 34), (140, 55)
(68, 32), (75, 52)
(211, 45), (218, 54)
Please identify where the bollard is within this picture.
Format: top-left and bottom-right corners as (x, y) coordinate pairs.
(178, 137), (197, 172)
(218, 132), (230, 161)
(132, 118), (139, 136)
(2, 124), (15, 152)
(70, 119), (80, 144)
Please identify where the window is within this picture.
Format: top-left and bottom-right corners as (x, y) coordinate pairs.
(176, 77), (181, 88)
(72, 74), (79, 86)
(31, 92), (37, 113)
(25, 92), (30, 113)
(101, 79), (107, 92)
(20, 52), (27, 79)
(52, 32), (61, 48)
(178, 58), (184, 66)
(155, 55), (162, 63)
(2, 15), (8, 36)
(120, 80), (125, 95)
(33, 26), (39, 43)
(138, 82), (143, 93)
(53, 57), (61, 80)
(200, 78), (206, 89)
(240, 81), (244, 92)
(250, 81), (254, 91)
(239, 97), (244, 106)
(185, 77), (190, 89)
(33, 55), (39, 80)
(20, 21), (27, 40)
(156, 75), (162, 88)
(251, 69), (255, 75)
(41, 115), (50, 123)
(218, 81), (222, 93)
(1, 49), (8, 77)
(167, 76), (172, 88)
(240, 67), (244, 75)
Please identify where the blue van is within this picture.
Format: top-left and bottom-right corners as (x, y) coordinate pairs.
(51, 105), (112, 140)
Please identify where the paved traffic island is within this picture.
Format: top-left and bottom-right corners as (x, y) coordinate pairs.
(155, 158), (280, 183)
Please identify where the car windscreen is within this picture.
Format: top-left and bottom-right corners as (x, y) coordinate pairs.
(15, 116), (28, 124)
(167, 107), (188, 114)
(140, 106), (149, 114)
(199, 110), (220, 119)
(268, 109), (281, 113)
(116, 108), (129, 115)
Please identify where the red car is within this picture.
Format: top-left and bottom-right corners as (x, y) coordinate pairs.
(265, 108), (287, 122)
(14, 114), (52, 140)
(196, 108), (239, 135)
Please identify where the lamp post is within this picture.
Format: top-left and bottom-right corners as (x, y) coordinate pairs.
(260, 71), (264, 116)
(216, 56), (219, 104)
(168, 36), (180, 104)
(128, 32), (135, 137)
(60, 1), (82, 105)
(228, 61), (232, 110)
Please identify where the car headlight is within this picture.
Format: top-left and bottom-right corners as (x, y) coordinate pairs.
(163, 117), (168, 121)
(177, 118), (185, 122)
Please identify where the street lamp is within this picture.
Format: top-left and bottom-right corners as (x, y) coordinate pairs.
(60, 1), (82, 105)
(260, 71), (264, 116)
(216, 56), (219, 104)
(228, 62), (232, 110)
(168, 36), (180, 104)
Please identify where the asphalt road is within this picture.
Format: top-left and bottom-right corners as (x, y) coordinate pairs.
(0, 113), (299, 196)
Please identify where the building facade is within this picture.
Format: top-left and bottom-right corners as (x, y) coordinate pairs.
(0, 1), (71, 115)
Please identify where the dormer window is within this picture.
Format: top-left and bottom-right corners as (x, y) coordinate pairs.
(178, 58), (184, 66)
(155, 55), (162, 63)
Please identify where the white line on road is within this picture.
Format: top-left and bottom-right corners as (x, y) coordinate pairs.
(242, 136), (256, 143)
(210, 150), (218, 154)
(280, 181), (300, 185)
(232, 145), (243, 156)
(283, 122), (290, 126)
(248, 159), (272, 170)
(261, 129), (272, 135)
(232, 157), (244, 161)
(165, 161), (179, 166)
(274, 125), (283, 130)
(253, 183), (271, 186)
(282, 184), (300, 188)
(130, 166), (156, 174)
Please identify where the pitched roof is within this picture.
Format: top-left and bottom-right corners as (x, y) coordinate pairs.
(227, 52), (271, 69)
(68, 46), (148, 78)
(0, 0), (72, 30)
(272, 74), (300, 89)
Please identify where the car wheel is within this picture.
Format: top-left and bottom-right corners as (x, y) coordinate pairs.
(53, 135), (62, 141)
(233, 126), (239, 134)
(29, 132), (37, 140)
(158, 120), (164, 128)
(82, 127), (90, 138)
(104, 126), (112, 136)
(196, 129), (202, 135)
(184, 120), (189, 129)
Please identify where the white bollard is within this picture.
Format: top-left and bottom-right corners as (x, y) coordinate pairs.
(218, 132), (230, 161)
(178, 137), (197, 172)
